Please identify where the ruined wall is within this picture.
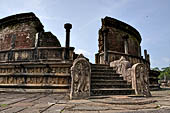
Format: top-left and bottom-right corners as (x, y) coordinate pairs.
(0, 22), (38, 50)
(98, 17), (141, 57)
(0, 13), (43, 50)
(0, 13), (74, 91)
(0, 12), (61, 51)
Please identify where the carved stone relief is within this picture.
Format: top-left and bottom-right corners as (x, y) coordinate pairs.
(0, 77), (6, 84)
(110, 56), (132, 82)
(0, 65), (70, 86)
(110, 56), (151, 97)
(132, 63), (151, 97)
(70, 54), (91, 99)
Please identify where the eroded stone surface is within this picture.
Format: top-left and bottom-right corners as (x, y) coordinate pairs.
(70, 54), (91, 99)
(0, 88), (170, 113)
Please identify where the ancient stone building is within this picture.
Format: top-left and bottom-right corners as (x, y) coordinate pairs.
(95, 17), (159, 91)
(0, 13), (158, 97)
(95, 17), (148, 65)
(0, 12), (74, 92)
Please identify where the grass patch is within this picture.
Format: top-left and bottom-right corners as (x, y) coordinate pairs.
(0, 104), (8, 107)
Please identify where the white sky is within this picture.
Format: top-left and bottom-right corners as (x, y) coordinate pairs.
(0, 0), (170, 68)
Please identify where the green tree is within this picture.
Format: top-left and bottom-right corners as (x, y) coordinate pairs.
(158, 66), (170, 80)
(152, 67), (161, 72)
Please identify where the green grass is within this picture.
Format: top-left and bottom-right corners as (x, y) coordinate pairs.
(0, 104), (8, 107)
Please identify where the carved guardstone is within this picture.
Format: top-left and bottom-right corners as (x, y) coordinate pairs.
(70, 54), (91, 99)
(132, 63), (151, 97)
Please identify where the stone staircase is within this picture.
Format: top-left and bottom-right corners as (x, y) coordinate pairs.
(91, 64), (135, 96)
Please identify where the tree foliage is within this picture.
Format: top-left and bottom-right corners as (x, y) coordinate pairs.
(152, 66), (170, 80)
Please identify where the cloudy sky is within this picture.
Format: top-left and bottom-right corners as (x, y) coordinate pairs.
(0, 0), (170, 68)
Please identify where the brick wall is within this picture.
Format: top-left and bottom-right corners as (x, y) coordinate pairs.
(98, 17), (141, 57)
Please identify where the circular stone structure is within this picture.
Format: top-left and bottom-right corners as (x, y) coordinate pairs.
(98, 16), (142, 57)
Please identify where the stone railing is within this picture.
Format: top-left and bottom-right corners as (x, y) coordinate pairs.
(110, 56), (151, 97)
(0, 47), (74, 63)
(96, 50), (149, 66)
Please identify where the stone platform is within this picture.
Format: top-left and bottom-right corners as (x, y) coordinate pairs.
(0, 88), (170, 113)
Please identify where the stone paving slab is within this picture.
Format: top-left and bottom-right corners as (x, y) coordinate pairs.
(0, 88), (170, 113)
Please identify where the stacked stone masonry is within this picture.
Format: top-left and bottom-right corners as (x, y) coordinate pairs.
(0, 13), (159, 96)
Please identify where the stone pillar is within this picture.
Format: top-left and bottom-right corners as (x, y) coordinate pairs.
(144, 49), (147, 60)
(123, 35), (129, 54)
(138, 46), (141, 57)
(11, 34), (16, 49)
(102, 28), (109, 64)
(64, 23), (72, 59)
(147, 54), (150, 62)
(8, 34), (16, 61)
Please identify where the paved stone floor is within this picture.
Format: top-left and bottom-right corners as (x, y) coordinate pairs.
(0, 88), (170, 113)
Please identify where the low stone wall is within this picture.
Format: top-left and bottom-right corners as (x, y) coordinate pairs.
(96, 51), (149, 66)
(0, 47), (74, 63)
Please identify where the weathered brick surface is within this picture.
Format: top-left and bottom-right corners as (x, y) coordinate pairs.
(0, 12), (61, 51)
(98, 17), (141, 57)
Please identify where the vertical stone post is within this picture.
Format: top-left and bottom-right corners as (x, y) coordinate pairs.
(147, 54), (150, 62)
(8, 34), (16, 61)
(123, 35), (129, 54)
(144, 49), (147, 61)
(64, 23), (72, 59)
(102, 28), (109, 64)
(138, 46), (141, 57)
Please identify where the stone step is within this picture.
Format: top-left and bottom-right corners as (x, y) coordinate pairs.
(91, 76), (123, 80)
(90, 63), (134, 96)
(91, 84), (131, 88)
(91, 69), (116, 73)
(91, 64), (111, 69)
(91, 88), (135, 96)
(91, 72), (119, 76)
(149, 84), (160, 91)
(91, 80), (127, 84)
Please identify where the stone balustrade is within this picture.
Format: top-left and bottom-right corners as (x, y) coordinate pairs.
(0, 47), (74, 63)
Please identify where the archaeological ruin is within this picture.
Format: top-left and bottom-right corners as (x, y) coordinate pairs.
(0, 12), (159, 99)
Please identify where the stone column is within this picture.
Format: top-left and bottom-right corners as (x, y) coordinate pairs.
(123, 35), (129, 54)
(144, 49), (147, 61)
(147, 54), (150, 62)
(64, 23), (72, 59)
(138, 46), (141, 57)
(102, 28), (109, 64)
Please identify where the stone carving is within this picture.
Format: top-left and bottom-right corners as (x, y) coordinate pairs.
(0, 77), (6, 84)
(110, 56), (151, 96)
(110, 56), (132, 82)
(132, 63), (151, 97)
(70, 54), (91, 99)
